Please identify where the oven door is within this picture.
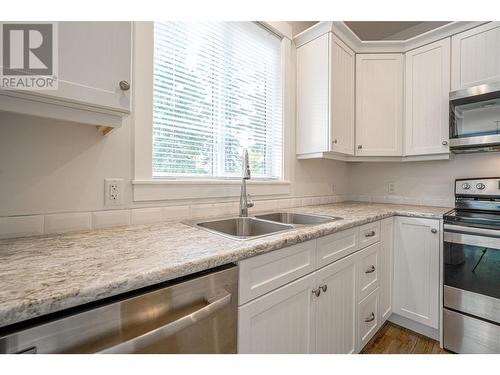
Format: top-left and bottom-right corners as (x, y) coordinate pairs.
(443, 224), (500, 324)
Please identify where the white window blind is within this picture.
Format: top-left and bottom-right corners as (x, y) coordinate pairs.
(153, 22), (283, 179)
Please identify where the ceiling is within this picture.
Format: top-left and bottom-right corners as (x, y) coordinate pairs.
(343, 21), (451, 41)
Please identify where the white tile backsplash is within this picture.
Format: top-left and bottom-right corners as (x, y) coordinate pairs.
(0, 195), (364, 239)
(162, 205), (190, 221)
(0, 215), (44, 239)
(92, 210), (131, 229)
(131, 208), (163, 225)
(44, 212), (91, 234)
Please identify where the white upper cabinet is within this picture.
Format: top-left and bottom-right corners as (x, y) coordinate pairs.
(0, 22), (132, 129)
(355, 54), (403, 156)
(296, 32), (355, 157)
(330, 35), (355, 155)
(404, 38), (451, 156)
(451, 22), (500, 90)
(393, 217), (440, 329)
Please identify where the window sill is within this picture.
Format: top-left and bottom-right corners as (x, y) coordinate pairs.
(132, 179), (292, 202)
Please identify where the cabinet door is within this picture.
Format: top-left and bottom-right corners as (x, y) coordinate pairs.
(355, 54), (403, 156)
(17, 22), (132, 113)
(451, 22), (500, 90)
(315, 252), (357, 354)
(296, 33), (330, 155)
(405, 39), (450, 156)
(379, 217), (394, 323)
(330, 35), (355, 155)
(238, 273), (316, 353)
(393, 217), (440, 329)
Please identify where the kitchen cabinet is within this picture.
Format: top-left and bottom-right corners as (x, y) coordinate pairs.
(404, 39), (450, 156)
(238, 272), (317, 354)
(357, 288), (380, 349)
(393, 217), (440, 329)
(379, 217), (394, 323)
(315, 252), (357, 354)
(0, 21), (132, 131)
(451, 22), (500, 90)
(355, 54), (404, 156)
(296, 32), (355, 157)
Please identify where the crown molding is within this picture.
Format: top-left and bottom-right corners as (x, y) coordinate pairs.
(294, 21), (489, 53)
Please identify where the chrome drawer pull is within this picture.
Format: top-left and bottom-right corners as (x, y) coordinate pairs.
(365, 312), (375, 323)
(365, 265), (376, 274)
(319, 284), (327, 293)
(312, 288), (321, 297)
(365, 230), (376, 238)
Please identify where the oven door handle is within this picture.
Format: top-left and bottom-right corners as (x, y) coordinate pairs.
(97, 290), (232, 354)
(444, 224), (500, 238)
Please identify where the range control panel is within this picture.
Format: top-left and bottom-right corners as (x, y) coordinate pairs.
(455, 178), (500, 197)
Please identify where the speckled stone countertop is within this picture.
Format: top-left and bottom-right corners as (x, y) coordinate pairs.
(0, 202), (450, 329)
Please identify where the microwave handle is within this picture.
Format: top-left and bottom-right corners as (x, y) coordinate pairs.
(444, 224), (500, 238)
(97, 290), (231, 354)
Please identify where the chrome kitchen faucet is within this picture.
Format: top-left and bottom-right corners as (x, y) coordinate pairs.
(239, 148), (254, 217)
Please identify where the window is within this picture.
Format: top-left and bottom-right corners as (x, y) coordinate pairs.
(152, 22), (283, 179)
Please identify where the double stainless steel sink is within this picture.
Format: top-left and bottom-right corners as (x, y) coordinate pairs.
(190, 212), (342, 240)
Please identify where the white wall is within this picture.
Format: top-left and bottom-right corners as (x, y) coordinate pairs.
(0, 111), (347, 217)
(347, 153), (500, 207)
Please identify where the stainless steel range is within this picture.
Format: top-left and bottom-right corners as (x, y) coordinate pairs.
(443, 177), (500, 353)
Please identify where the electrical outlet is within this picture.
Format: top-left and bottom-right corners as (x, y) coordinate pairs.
(388, 182), (397, 195)
(105, 178), (123, 207)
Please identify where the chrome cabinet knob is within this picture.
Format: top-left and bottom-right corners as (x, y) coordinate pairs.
(476, 183), (486, 190)
(319, 284), (327, 293)
(333, 139), (338, 144)
(357, 145), (363, 149)
(461, 183), (471, 190)
(119, 80), (130, 91)
(312, 288), (321, 297)
(431, 228), (437, 234)
(442, 140), (448, 146)
(365, 312), (375, 323)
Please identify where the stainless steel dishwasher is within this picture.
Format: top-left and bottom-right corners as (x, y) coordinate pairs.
(0, 265), (237, 354)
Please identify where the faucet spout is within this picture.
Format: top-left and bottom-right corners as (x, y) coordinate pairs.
(239, 148), (254, 217)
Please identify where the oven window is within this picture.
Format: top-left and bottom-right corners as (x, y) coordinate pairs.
(444, 242), (500, 299)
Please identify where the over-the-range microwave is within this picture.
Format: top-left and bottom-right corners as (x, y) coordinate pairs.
(450, 82), (500, 153)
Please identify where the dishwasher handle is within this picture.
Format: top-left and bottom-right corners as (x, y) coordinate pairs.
(98, 290), (232, 354)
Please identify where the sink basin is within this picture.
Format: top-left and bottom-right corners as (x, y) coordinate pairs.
(255, 212), (342, 225)
(195, 217), (293, 240)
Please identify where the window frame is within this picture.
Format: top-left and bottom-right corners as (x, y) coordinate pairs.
(133, 21), (292, 202)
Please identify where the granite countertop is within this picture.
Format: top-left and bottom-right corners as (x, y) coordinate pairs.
(0, 202), (450, 329)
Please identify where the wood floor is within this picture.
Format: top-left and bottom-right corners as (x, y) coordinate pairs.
(361, 322), (450, 354)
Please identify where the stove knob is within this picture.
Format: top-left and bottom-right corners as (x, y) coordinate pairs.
(476, 183), (486, 190)
(461, 183), (471, 190)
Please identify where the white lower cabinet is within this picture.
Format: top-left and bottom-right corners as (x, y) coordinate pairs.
(379, 217), (394, 323)
(393, 217), (440, 329)
(238, 273), (317, 354)
(357, 288), (380, 349)
(238, 216), (439, 354)
(315, 252), (357, 354)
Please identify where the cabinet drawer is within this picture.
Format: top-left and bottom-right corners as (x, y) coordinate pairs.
(238, 241), (316, 305)
(357, 242), (380, 301)
(358, 288), (380, 350)
(358, 221), (380, 249)
(316, 227), (358, 268)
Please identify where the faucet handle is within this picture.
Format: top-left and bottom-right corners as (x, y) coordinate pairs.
(247, 194), (254, 208)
